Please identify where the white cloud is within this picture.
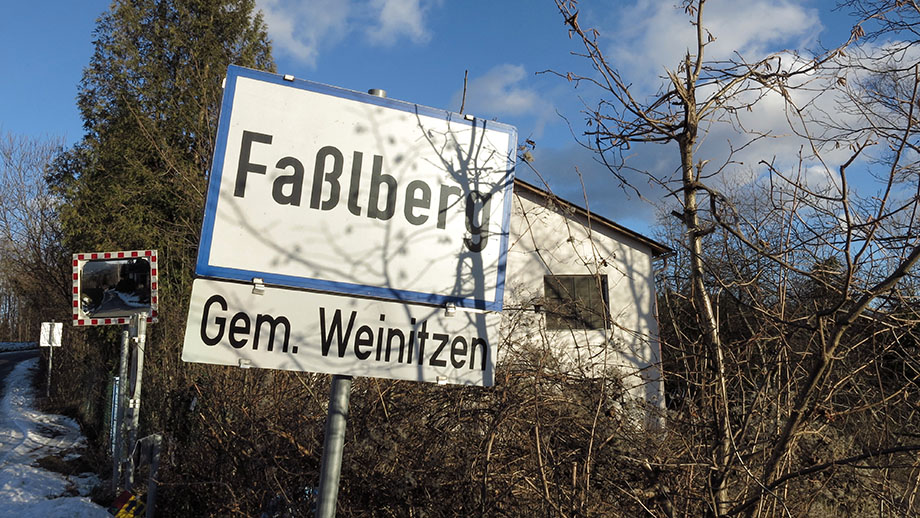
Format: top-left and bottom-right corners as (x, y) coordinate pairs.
(453, 64), (555, 137)
(559, 2), (861, 192)
(367, 0), (435, 45)
(609, 0), (823, 93)
(533, 2), (920, 232)
(802, 164), (843, 193)
(701, 40), (920, 188)
(255, 0), (439, 66)
(256, 0), (351, 66)
(522, 141), (665, 235)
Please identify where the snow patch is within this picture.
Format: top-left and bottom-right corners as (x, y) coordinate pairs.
(0, 358), (110, 517)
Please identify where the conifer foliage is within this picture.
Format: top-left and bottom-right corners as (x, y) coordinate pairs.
(47, 0), (274, 513)
(53, 0), (272, 254)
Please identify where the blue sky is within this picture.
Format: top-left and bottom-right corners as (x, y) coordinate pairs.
(1, 1), (858, 236)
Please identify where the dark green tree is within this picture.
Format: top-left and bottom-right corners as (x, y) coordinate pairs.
(47, 0), (273, 513)
(53, 0), (273, 255)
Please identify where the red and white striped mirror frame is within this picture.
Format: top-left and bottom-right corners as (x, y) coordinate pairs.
(72, 249), (159, 326)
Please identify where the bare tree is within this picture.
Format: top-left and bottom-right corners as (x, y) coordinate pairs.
(552, 0), (920, 516)
(0, 131), (69, 341)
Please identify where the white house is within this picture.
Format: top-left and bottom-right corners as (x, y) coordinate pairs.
(500, 179), (670, 411)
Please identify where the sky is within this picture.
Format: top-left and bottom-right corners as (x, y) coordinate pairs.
(0, 347), (111, 517)
(0, 0), (860, 237)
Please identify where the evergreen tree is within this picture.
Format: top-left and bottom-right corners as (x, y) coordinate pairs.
(48, 1), (273, 512)
(53, 0), (272, 254)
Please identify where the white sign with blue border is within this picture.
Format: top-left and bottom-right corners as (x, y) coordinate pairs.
(197, 65), (517, 311)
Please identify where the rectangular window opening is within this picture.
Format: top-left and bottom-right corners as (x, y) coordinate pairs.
(543, 274), (610, 330)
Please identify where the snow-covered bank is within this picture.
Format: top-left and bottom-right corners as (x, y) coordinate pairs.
(0, 342), (38, 352)
(0, 354), (110, 517)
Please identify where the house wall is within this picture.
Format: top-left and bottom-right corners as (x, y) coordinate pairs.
(500, 187), (663, 411)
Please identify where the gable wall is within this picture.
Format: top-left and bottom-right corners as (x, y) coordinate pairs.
(500, 187), (663, 410)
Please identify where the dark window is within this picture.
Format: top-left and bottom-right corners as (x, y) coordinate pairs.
(543, 274), (609, 330)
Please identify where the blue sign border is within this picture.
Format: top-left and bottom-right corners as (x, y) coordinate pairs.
(196, 65), (517, 311)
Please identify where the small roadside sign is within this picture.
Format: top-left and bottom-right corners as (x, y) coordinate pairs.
(182, 278), (498, 386)
(40, 322), (62, 347)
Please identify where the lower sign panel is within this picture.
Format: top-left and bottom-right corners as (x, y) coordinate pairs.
(182, 279), (498, 386)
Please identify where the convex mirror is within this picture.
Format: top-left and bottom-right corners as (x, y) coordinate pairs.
(73, 250), (159, 326)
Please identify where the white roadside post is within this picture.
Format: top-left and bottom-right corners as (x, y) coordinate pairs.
(39, 321), (62, 397)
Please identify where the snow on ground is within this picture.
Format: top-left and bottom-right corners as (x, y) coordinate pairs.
(0, 353), (111, 517)
(0, 342), (39, 352)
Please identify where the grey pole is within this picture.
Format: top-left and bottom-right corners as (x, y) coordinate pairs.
(145, 433), (162, 518)
(315, 375), (353, 517)
(124, 312), (147, 491)
(314, 86), (385, 518)
(113, 326), (130, 493)
(46, 345), (52, 398)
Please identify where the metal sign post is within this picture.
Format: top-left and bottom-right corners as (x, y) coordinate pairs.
(315, 374), (353, 518)
(113, 327), (130, 493)
(39, 322), (62, 398)
(124, 312), (148, 491)
(314, 88), (385, 518)
(47, 347), (52, 398)
(110, 312), (149, 493)
(110, 374), (122, 490)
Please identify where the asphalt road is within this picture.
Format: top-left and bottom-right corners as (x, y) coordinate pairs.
(0, 349), (40, 401)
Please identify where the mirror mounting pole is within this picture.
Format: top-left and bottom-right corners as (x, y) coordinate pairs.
(113, 311), (149, 493)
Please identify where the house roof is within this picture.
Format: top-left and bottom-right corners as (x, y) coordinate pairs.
(512, 178), (673, 257)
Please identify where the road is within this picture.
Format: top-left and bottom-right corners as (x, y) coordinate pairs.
(0, 349), (40, 400)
